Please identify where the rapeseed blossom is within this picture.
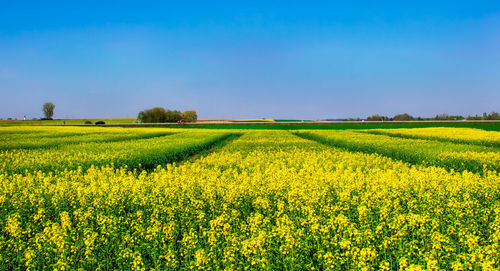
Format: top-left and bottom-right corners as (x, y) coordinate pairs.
(0, 127), (499, 269)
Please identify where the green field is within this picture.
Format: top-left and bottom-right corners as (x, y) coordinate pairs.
(0, 118), (137, 126)
(1, 125), (500, 270)
(115, 121), (500, 131)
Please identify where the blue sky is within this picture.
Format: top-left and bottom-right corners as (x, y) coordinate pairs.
(1, 1), (499, 119)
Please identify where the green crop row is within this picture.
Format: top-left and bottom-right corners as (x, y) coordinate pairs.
(361, 127), (500, 148)
(0, 131), (235, 174)
(117, 121), (500, 131)
(295, 130), (500, 174)
(0, 129), (175, 151)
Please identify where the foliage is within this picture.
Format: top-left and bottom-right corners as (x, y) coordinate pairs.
(364, 127), (500, 148)
(466, 112), (500, 120)
(366, 114), (389, 121)
(295, 129), (500, 173)
(165, 110), (182, 123)
(123, 122), (500, 131)
(181, 110), (198, 122)
(137, 107), (186, 123)
(138, 107), (167, 123)
(432, 113), (464, 120)
(393, 113), (414, 121)
(0, 127), (173, 151)
(42, 102), (56, 120)
(0, 118), (137, 126)
(0, 129), (233, 174)
(0, 129), (499, 270)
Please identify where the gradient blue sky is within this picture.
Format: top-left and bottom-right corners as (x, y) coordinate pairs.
(1, 1), (499, 119)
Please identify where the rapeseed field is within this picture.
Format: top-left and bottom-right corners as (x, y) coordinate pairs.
(0, 126), (499, 270)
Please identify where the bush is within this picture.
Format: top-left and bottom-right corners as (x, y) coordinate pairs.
(138, 108), (196, 123)
(138, 107), (167, 123)
(84, 120), (92, 125)
(366, 115), (389, 121)
(165, 110), (182, 123)
(182, 110), (198, 122)
(393, 113), (414, 121)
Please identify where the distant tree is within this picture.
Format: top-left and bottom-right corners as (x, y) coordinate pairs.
(137, 107), (167, 123)
(489, 112), (499, 120)
(137, 111), (146, 122)
(165, 110), (182, 122)
(393, 113), (414, 121)
(138, 108), (199, 123)
(181, 110), (198, 122)
(434, 113), (448, 120)
(466, 112), (498, 120)
(366, 114), (389, 121)
(449, 115), (464, 120)
(42, 102), (56, 120)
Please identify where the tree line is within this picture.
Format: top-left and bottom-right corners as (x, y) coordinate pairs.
(364, 112), (499, 121)
(137, 107), (198, 123)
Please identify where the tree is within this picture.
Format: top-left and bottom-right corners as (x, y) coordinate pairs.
(181, 110), (198, 122)
(489, 112), (499, 120)
(393, 113), (414, 121)
(165, 110), (182, 122)
(366, 114), (389, 121)
(42, 102), (55, 120)
(434, 113), (449, 120)
(137, 107), (166, 123)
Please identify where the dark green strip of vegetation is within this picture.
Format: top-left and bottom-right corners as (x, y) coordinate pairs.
(360, 130), (500, 148)
(174, 133), (243, 164)
(83, 133), (242, 172)
(294, 132), (498, 174)
(103, 121), (500, 131)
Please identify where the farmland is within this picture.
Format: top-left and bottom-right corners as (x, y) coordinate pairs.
(1, 125), (500, 270)
(0, 118), (137, 126)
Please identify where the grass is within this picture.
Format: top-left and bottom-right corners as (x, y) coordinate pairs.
(119, 121), (500, 131)
(0, 118), (137, 126)
(2, 119), (499, 131)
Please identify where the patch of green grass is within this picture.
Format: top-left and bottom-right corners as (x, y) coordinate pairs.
(274, 119), (314, 122)
(123, 121), (500, 131)
(0, 118), (137, 126)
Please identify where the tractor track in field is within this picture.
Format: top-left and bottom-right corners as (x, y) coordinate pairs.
(180, 133), (244, 164)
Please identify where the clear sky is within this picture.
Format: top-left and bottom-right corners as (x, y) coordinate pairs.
(1, 1), (499, 119)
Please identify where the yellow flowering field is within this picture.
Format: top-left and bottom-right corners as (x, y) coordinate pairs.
(0, 126), (499, 270)
(363, 127), (500, 147)
(296, 130), (499, 173)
